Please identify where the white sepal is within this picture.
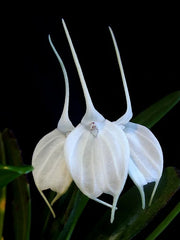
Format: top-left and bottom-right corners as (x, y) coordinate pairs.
(109, 27), (133, 125)
(65, 120), (130, 223)
(32, 129), (72, 194)
(32, 35), (74, 216)
(62, 19), (105, 126)
(124, 122), (163, 206)
(109, 27), (163, 207)
(48, 35), (74, 133)
(32, 129), (73, 217)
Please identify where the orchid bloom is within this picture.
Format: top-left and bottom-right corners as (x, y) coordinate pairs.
(32, 35), (74, 217)
(32, 19), (163, 224)
(62, 19), (163, 222)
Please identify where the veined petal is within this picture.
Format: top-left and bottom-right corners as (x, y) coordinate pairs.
(124, 122), (163, 206)
(32, 129), (72, 194)
(32, 129), (73, 217)
(65, 119), (130, 223)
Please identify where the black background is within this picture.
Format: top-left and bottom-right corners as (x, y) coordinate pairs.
(0, 9), (179, 239)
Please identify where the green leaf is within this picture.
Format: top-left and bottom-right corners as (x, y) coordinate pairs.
(2, 129), (32, 240)
(145, 201), (180, 240)
(133, 91), (180, 128)
(0, 164), (33, 188)
(0, 133), (6, 240)
(85, 167), (180, 240)
(56, 190), (88, 240)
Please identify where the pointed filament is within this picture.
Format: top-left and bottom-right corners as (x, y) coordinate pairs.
(110, 195), (119, 223)
(138, 185), (145, 209)
(109, 27), (133, 123)
(149, 181), (159, 206)
(62, 19), (98, 119)
(37, 186), (56, 218)
(48, 34), (73, 132)
(51, 193), (61, 206)
(93, 197), (118, 210)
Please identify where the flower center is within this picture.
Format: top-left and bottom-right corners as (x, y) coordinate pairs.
(89, 121), (99, 137)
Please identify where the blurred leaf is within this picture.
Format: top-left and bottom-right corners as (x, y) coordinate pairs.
(133, 91), (180, 128)
(145, 201), (180, 240)
(2, 129), (31, 240)
(85, 167), (180, 240)
(0, 133), (6, 240)
(0, 165), (33, 188)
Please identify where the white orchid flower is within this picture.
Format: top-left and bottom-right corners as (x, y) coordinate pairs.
(32, 19), (163, 224)
(62, 19), (130, 223)
(62, 19), (163, 222)
(32, 35), (74, 217)
(108, 27), (163, 209)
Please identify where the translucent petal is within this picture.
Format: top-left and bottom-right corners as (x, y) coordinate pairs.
(32, 129), (72, 195)
(64, 119), (130, 222)
(124, 122), (163, 206)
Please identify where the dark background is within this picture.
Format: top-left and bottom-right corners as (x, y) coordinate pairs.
(0, 10), (179, 239)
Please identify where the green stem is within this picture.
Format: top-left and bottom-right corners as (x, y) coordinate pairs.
(145, 201), (180, 240)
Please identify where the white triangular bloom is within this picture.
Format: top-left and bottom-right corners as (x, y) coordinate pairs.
(62, 19), (130, 223)
(109, 27), (163, 208)
(32, 35), (74, 217)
